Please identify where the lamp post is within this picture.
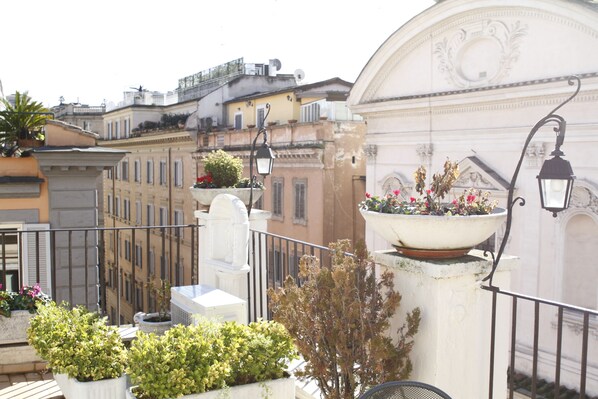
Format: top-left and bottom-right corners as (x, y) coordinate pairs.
(247, 103), (275, 216)
(483, 76), (580, 286)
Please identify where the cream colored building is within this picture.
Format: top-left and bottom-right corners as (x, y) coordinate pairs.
(349, 0), (598, 394)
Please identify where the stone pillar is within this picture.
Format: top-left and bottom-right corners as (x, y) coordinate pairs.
(375, 250), (518, 399)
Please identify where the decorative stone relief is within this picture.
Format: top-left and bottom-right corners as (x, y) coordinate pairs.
(381, 174), (412, 196)
(434, 20), (528, 88)
(455, 171), (495, 190)
(569, 186), (598, 215)
(364, 144), (378, 163)
(416, 143), (433, 166)
(525, 142), (546, 168)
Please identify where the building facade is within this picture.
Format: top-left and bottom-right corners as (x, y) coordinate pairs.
(349, 0), (598, 394)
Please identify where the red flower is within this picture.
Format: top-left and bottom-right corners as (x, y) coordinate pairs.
(393, 189), (400, 196)
(410, 197), (416, 203)
(452, 199), (458, 205)
(426, 189), (431, 195)
(365, 192), (371, 198)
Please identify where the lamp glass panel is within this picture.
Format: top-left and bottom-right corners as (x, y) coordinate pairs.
(540, 178), (569, 208)
(256, 158), (273, 176)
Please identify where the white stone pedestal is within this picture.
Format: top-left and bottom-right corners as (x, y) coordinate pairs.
(194, 194), (271, 308)
(375, 249), (518, 399)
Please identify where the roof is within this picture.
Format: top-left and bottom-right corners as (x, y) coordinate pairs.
(46, 119), (99, 139)
(225, 77), (353, 104)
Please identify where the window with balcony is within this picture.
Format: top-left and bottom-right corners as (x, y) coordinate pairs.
(272, 178), (284, 220)
(293, 179), (307, 224)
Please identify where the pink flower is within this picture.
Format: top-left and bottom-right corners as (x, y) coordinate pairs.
(467, 194), (476, 203)
(426, 189), (431, 195)
(365, 192), (371, 198)
(393, 189), (400, 196)
(410, 197), (416, 203)
(452, 199), (457, 205)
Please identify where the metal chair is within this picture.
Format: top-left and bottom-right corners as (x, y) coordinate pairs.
(358, 381), (453, 399)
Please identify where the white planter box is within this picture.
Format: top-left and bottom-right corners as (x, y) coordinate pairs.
(54, 373), (126, 399)
(127, 377), (295, 399)
(0, 310), (33, 345)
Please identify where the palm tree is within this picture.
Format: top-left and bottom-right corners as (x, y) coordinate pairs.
(0, 91), (50, 146)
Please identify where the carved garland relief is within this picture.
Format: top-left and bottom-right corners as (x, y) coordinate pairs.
(435, 19), (528, 88)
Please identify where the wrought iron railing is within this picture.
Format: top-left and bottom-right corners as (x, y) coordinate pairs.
(0, 225), (198, 326)
(484, 284), (598, 399)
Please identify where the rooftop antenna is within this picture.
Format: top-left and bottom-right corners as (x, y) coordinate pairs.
(130, 85), (144, 92)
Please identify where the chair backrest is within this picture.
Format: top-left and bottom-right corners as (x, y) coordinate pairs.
(358, 381), (453, 399)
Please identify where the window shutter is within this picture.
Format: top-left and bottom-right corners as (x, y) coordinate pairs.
(21, 224), (52, 296)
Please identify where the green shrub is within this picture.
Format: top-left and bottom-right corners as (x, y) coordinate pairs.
(127, 319), (297, 399)
(27, 302), (127, 382)
(203, 150), (243, 188)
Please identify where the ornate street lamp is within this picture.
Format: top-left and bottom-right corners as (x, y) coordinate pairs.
(483, 76), (580, 285)
(247, 103), (275, 216)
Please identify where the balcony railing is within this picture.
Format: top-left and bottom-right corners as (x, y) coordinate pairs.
(0, 225), (198, 326)
(484, 285), (598, 399)
(1, 224), (596, 398)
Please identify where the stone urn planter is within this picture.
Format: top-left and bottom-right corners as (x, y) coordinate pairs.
(54, 373), (127, 399)
(134, 311), (172, 335)
(190, 187), (264, 208)
(360, 207), (507, 259)
(126, 377), (295, 399)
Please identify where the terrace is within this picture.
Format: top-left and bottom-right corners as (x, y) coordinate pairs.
(1, 192), (597, 399)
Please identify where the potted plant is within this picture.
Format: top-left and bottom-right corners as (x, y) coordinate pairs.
(268, 240), (420, 399)
(359, 159), (507, 259)
(134, 279), (172, 335)
(0, 283), (50, 345)
(27, 302), (128, 399)
(189, 149), (265, 208)
(126, 319), (298, 399)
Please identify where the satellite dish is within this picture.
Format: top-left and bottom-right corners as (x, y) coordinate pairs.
(294, 69), (305, 84)
(271, 59), (282, 71)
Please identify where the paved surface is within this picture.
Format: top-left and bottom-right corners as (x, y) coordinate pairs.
(0, 372), (63, 399)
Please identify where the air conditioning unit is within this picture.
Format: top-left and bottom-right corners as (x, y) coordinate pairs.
(171, 284), (247, 326)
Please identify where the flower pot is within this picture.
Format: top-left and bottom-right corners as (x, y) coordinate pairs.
(54, 373), (126, 399)
(134, 312), (172, 335)
(189, 187), (264, 208)
(0, 310), (33, 345)
(360, 207), (507, 259)
(127, 377), (295, 399)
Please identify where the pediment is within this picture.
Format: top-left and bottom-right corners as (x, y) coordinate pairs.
(453, 156), (509, 195)
(349, 0), (598, 108)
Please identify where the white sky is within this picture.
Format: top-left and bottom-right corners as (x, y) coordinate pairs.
(1, 1), (434, 107)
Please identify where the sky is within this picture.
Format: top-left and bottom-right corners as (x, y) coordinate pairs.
(1, 1), (435, 108)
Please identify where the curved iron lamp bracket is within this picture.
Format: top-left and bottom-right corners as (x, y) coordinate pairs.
(482, 76), (580, 285)
(247, 103), (271, 216)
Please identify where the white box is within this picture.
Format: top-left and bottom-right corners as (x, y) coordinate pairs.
(171, 284), (247, 326)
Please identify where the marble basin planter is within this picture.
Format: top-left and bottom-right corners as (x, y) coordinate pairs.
(360, 207), (507, 259)
(126, 377), (295, 399)
(189, 187), (263, 208)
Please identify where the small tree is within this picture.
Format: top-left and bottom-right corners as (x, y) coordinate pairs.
(0, 91), (49, 146)
(269, 240), (421, 399)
